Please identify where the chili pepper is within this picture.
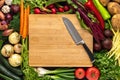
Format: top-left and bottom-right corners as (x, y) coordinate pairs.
(84, 0), (105, 30)
(93, 0), (111, 21)
(72, 0), (104, 30)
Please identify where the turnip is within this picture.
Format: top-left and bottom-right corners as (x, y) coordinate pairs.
(1, 44), (14, 57)
(8, 54), (22, 67)
(9, 32), (20, 44)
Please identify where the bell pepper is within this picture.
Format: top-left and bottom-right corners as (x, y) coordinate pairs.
(77, 0), (105, 30)
(93, 0), (111, 21)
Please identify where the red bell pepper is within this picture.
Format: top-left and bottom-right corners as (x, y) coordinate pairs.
(84, 0), (104, 30)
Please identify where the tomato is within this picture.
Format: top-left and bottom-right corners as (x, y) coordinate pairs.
(75, 68), (85, 79)
(86, 67), (100, 80)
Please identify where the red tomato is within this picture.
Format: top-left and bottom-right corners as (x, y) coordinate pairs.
(86, 67), (100, 80)
(75, 68), (85, 79)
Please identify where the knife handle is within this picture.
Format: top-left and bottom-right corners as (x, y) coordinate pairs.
(83, 43), (95, 63)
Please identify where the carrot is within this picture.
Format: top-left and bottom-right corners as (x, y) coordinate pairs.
(22, 8), (27, 39)
(26, 5), (30, 36)
(20, 0), (24, 35)
(22, 5), (30, 39)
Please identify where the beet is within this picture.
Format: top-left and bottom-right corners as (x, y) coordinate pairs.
(102, 38), (112, 50)
(10, 4), (20, 14)
(93, 43), (102, 52)
(104, 29), (114, 38)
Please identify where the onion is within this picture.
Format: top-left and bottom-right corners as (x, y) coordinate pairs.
(9, 32), (20, 44)
(1, 44), (14, 57)
(2, 29), (13, 36)
(8, 54), (22, 67)
(14, 43), (22, 53)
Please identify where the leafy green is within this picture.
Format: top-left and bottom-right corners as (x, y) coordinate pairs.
(45, 0), (66, 7)
(94, 51), (120, 80)
(12, 0), (20, 4)
(9, 14), (20, 32)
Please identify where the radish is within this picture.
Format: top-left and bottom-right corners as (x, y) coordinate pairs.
(51, 8), (57, 14)
(34, 7), (41, 14)
(63, 5), (69, 11)
(58, 7), (64, 12)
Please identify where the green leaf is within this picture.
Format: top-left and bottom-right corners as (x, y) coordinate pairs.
(45, 0), (66, 7)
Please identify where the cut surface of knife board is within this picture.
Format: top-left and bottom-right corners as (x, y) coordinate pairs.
(29, 14), (93, 67)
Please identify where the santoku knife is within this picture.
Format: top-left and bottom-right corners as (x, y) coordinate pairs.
(62, 17), (95, 63)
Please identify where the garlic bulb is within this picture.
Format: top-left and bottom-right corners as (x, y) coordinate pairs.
(5, 0), (12, 5)
(1, 5), (10, 14)
(9, 32), (20, 44)
(1, 44), (14, 57)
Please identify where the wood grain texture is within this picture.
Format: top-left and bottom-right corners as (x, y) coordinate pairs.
(29, 14), (93, 67)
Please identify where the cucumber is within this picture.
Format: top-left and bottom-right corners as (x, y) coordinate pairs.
(0, 53), (23, 76)
(0, 64), (22, 80)
(0, 73), (13, 80)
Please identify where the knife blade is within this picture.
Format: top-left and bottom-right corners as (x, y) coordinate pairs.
(62, 17), (95, 63)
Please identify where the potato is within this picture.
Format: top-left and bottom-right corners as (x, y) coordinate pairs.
(107, 2), (120, 15)
(99, 0), (110, 6)
(112, 0), (120, 3)
(111, 14), (120, 30)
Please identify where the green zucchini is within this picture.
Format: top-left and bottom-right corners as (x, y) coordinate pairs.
(0, 53), (23, 76)
(0, 64), (22, 80)
(0, 73), (13, 80)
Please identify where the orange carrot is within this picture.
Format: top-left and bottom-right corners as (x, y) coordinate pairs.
(22, 7), (27, 39)
(22, 5), (30, 39)
(20, 0), (24, 35)
(26, 5), (30, 36)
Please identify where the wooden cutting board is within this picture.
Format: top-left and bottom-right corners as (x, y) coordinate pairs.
(29, 14), (93, 67)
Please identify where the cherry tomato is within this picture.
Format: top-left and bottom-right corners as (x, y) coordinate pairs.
(75, 68), (85, 79)
(86, 67), (100, 80)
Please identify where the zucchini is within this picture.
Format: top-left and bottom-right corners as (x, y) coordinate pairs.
(0, 73), (13, 80)
(0, 64), (22, 80)
(0, 53), (23, 76)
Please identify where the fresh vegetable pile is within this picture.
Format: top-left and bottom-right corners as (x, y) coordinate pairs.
(0, 0), (120, 80)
